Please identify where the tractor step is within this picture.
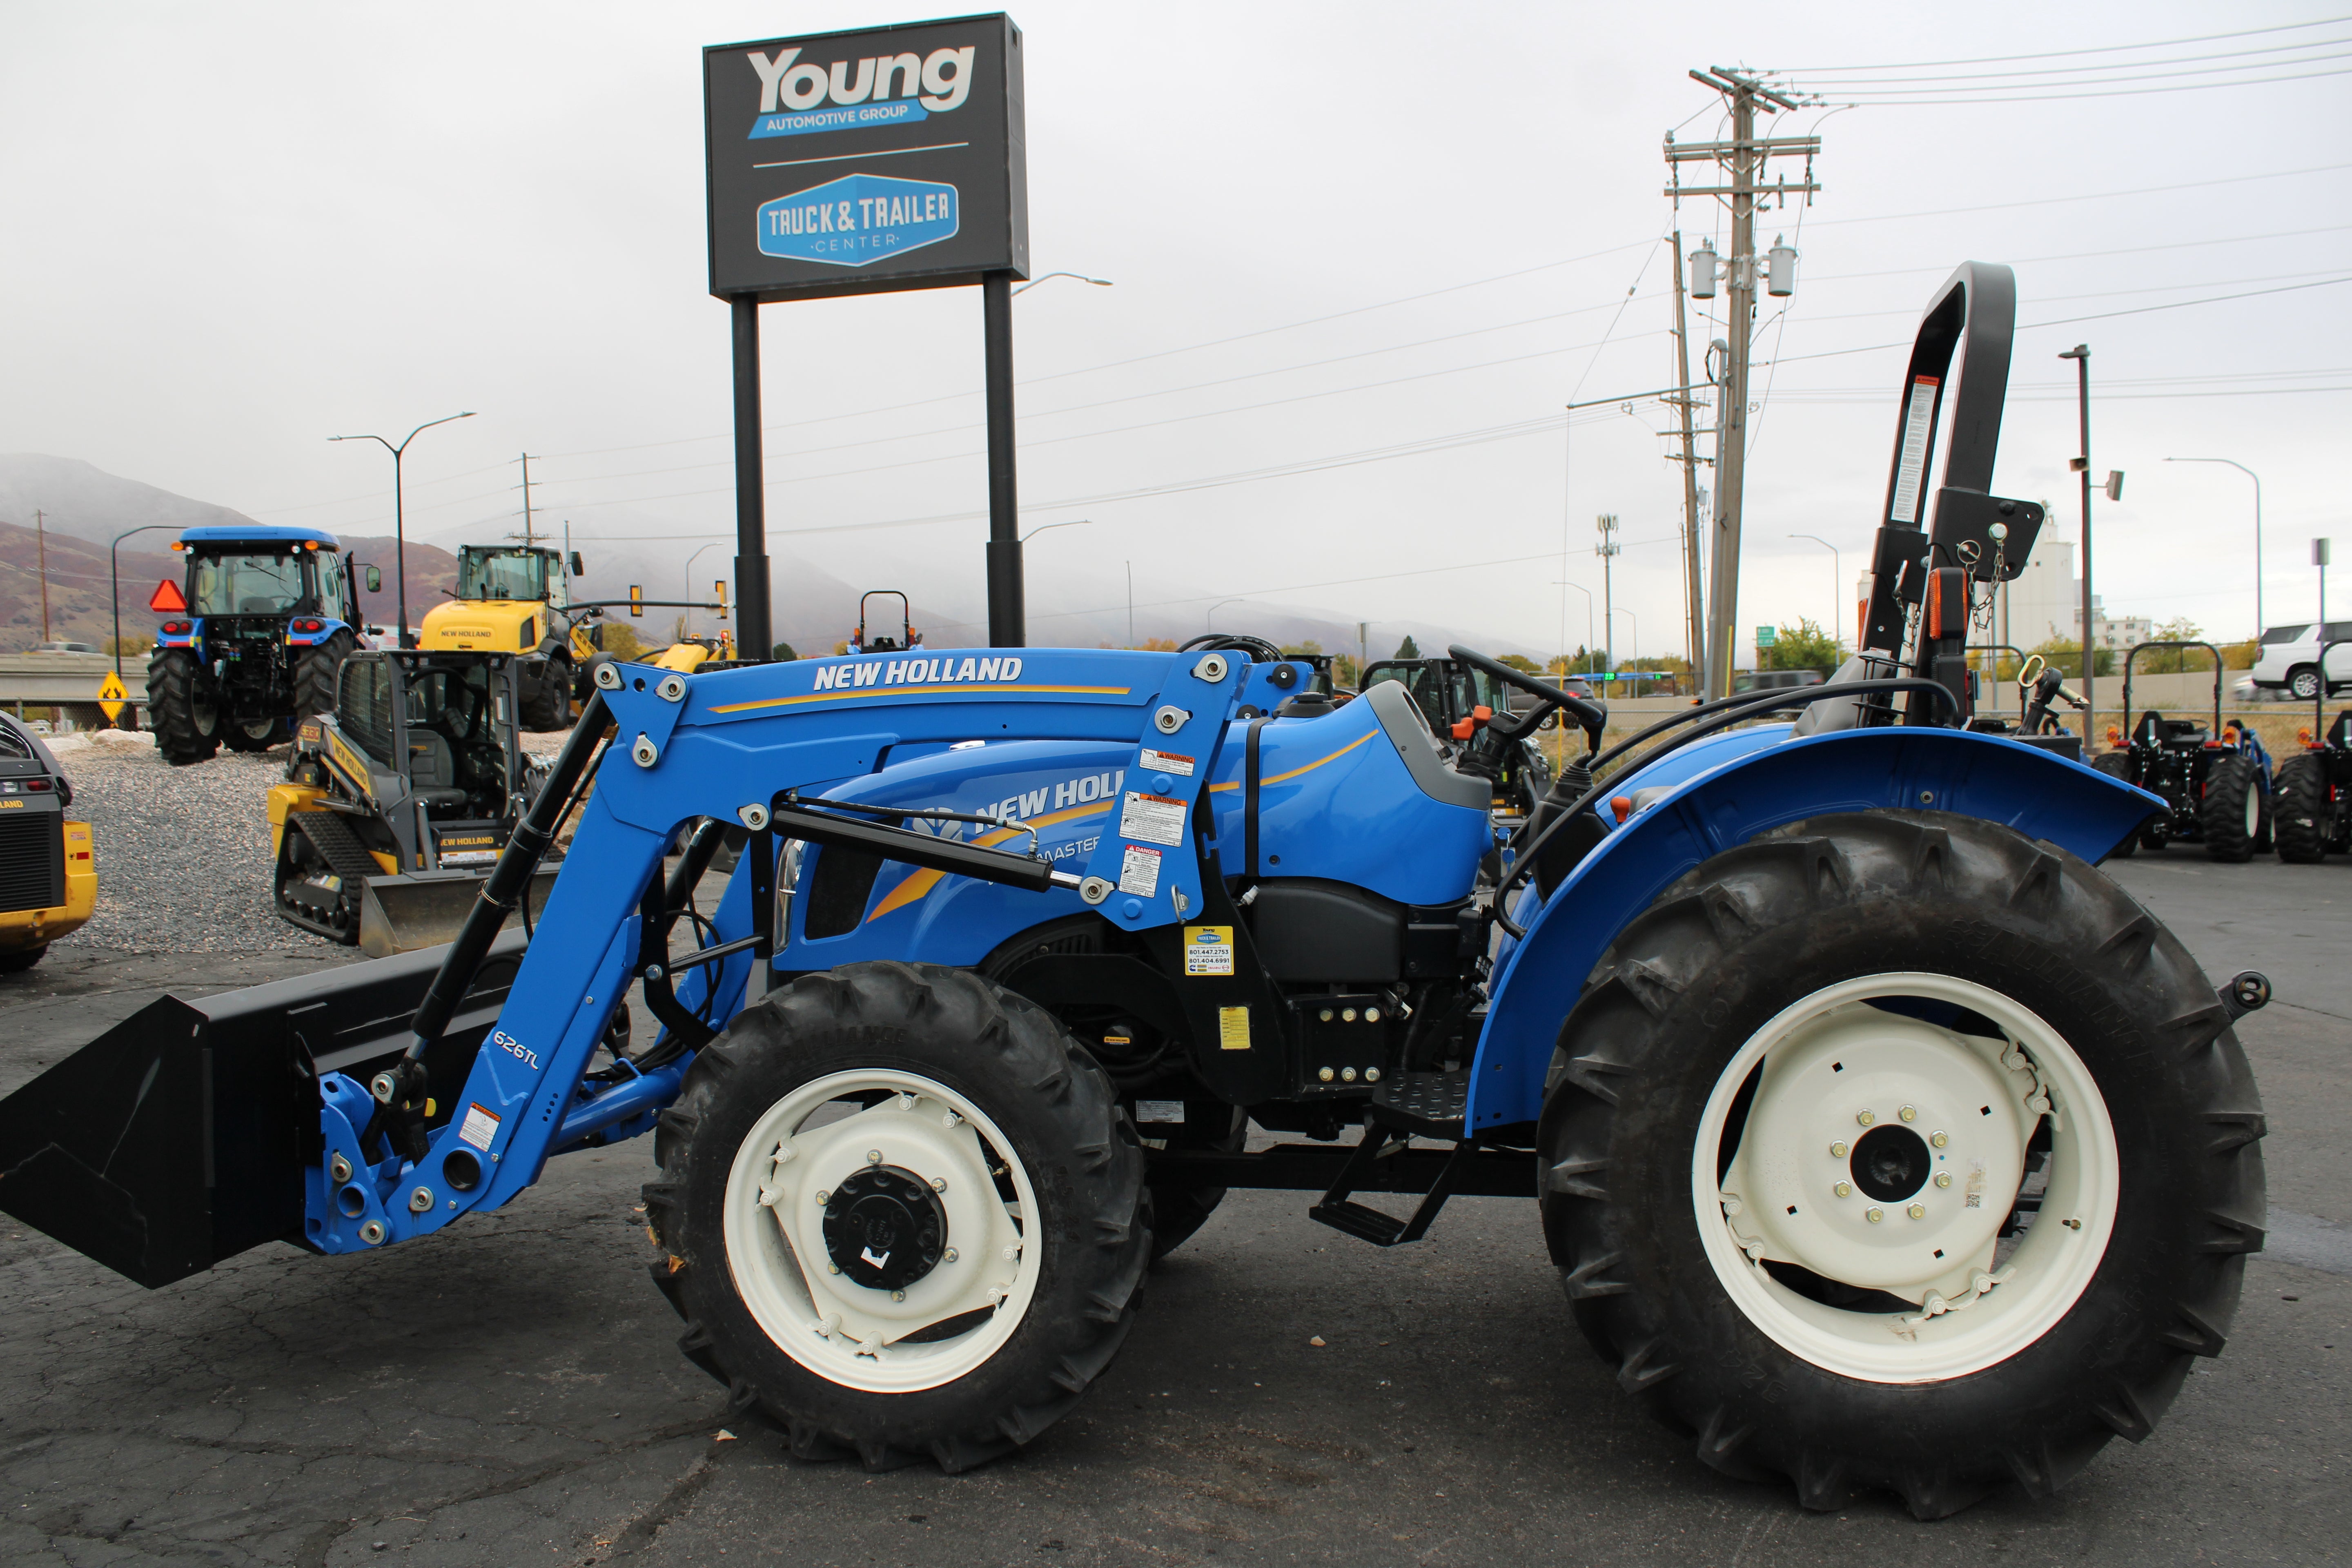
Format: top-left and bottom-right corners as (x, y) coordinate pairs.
(1369, 1070), (1469, 1138)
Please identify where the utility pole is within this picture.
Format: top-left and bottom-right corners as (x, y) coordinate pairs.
(514, 453), (541, 547)
(1595, 514), (1621, 673)
(2061, 344), (2095, 737)
(1664, 224), (1707, 682)
(1669, 69), (1817, 699)
(33, 510), (51, 643)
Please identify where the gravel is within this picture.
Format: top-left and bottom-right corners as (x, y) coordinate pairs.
(41, 726), (572, 958)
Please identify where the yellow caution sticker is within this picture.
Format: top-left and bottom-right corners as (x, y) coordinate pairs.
(1183, 925), (1236, 976)
(1218, 1005), (1252, 1051)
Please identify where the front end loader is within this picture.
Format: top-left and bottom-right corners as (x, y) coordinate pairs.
(0, 264), (2269, 1519)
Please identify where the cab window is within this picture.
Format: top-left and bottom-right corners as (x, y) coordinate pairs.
(458, 550), (551, 602)
(316, 557), (350, 623)
(191, 552), (306, 617)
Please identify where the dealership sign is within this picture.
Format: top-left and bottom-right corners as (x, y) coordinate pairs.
(704, 14), (1029, 301)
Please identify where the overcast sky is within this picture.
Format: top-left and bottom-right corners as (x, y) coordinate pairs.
(3, 2), (2345, 659)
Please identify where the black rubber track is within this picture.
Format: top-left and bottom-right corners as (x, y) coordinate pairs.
(293, 630), (354, 725)
(145, 648), (218, 766)
(2198, 755), (2263, 862)
(2272, 753), (2332, 863)
(2089, 753), (2138, 858)
(1537, 811), (2265, 1519)
(644, 961), (1150, 1474)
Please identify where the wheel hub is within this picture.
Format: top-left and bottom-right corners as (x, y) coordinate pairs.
(1850, 1123), (1931, 1203)
(822, 1165), (947, 1290)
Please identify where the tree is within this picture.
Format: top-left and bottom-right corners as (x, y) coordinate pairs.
(1762, 618), (1840, 673)
(1498, 653), (1541, 675)
(2134, 617), (2216, 675)
(1279, 640), (1323, 657)
(771, 641), (798, 661)
(1134, 637), (1178, 652)
(2026, 635), (2113, 679)
(106, 634), (153, 658)
(1333, 653), (1361, 689)
(1393, 635), (1421, 659)
(598, 623), (644, 659)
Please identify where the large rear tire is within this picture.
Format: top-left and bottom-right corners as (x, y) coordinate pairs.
(1538, 811), (2263, 1519)
(2199, 755), (2262, 862)
(2273, 753), (2331, 863)
(520, 655), (570, 731)
(293, 630), (355, 723)
(645, 962), (1149, 1472)
(145, 648), (219, 766)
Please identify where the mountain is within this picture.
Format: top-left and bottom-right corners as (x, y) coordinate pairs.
(0, 454), (263, 548)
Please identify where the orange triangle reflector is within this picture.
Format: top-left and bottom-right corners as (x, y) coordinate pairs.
(149, 579), (187, 613)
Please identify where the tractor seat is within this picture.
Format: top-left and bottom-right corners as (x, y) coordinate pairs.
(2134, 711), (2164, 744)
(403, 731), (472, 813)
(240, 597), (283, 614)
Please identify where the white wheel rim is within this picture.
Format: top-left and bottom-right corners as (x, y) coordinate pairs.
(2244, 780), (2261, 839)
(722, 1067), (1040, 1394)
(1693, 973), (2119, 1384)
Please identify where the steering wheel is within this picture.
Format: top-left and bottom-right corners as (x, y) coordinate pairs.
(1446, 645), (1607, 753)
(1179, 632), (1284, 664)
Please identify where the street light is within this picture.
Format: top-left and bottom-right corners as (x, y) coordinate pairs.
(1552, 580), (1594, 673)
(109, 523), (177, 682)
(1010, 271), (1114, 297)
(2163, 456), (2263, 636)
(1020, 518), (1093, 544)
(330, 410), (476, 647)
(1787, 533), (1842, 653)
(1614, 606), (1639, 692)
(684, 542), (719, 635)
(1206, 597), (1247, 632)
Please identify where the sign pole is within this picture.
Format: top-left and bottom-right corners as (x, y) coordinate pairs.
(731, 295), (771, 663)
(982, 270), (1024, 646)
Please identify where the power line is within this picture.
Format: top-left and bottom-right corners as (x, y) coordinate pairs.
(1797, 41), (2352, 91)
(1806, 161), (2352, 227)
(1813, 64), (2352, 106)
(1775, 15), (2351, 72)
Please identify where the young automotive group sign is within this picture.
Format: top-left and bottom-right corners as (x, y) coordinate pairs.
(704, 14), (1029, 301)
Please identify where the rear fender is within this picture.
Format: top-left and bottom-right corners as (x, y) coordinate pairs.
(1464, 726), (2165, 1134)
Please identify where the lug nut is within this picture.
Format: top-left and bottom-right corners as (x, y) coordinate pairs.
(891, 1290), (906, 1302)
(943, 1248), (958, 1263)
(930, 1176), (947, 1192)
(1907, 1203), (1927, 1220)
(866, 1149), (882, 1165)
(1866, 1207), (1884, 1223)
(1833, 1181), (1852, 1198)
(1898, 1105), (1918, 1123)
(1935, 1172), (1953, 1188)
(1930, 1131), (1949, 1148)
(1856, 1110), (1876, 1127)
(828, 1263), (841, 1274)
(815, 1189), (830, 1204)
(1829, 1141), (1848, 1158)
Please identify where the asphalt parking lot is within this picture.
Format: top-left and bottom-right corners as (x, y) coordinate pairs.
(0, 844), (2344, 1566)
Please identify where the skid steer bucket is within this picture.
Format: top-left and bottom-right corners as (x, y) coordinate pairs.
(359, 865), (561, 958)
(0, 930), (528, 1287)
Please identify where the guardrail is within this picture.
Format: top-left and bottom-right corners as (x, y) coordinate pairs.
(0, 653), (149, 722)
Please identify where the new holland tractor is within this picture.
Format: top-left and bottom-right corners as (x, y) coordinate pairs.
(2273, 636), (2352, 862)
(147, 524), (375, 765)
(2090, 640), (2273, 860)
(0, 266), (2269, 1519)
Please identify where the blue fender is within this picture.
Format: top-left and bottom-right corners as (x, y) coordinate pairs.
(1463, 727), (2165, 1133)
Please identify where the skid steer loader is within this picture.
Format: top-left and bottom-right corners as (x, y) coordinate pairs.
(0, 264), (2270, 1519)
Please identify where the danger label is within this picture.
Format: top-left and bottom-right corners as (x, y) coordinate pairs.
(1118, 844), (1161, 898)
(458, 1102), (501, 1152)
(1120, 791), (1187, 847)
(1138, 747), (1196, 777)
(1218, 1005), (1252, 1051)
(1183, 925), (1236, 976)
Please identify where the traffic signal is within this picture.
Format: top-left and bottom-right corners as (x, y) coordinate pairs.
(715, 581), (728, 621)
(628, 584), (643, 618)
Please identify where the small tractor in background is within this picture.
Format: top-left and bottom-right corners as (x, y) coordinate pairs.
(846, 590), (919, 655)
(147, 525), (375, 765)
(0, 263), (2273, 1520)
(0, 710), (95, 973)
(2091, 640), (2272, 860)
(2273, 637), (2352, 862)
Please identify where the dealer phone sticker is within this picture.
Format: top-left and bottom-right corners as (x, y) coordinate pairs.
(1183, 925), (1236, 976)
(1119, 790), (1187, 847)
(1138, 747), (1196, 777)
(1118, 844), (1162, 897)
(458, 1102), (501, 1152)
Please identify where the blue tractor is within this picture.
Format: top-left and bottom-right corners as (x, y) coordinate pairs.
(147, 524), (375, 764)
(0, 267), (2268, 1518)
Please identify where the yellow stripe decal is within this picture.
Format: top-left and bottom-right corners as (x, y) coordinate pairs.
(1204, 730), (1374, 792)
(710, 682), (1132, 715)
(864, 801), (1115, 923)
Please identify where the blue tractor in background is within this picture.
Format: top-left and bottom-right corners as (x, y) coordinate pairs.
(147, 523), (375, 765)
(0, 266), (2268, 1519)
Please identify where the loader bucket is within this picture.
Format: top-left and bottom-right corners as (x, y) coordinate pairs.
(0, 930), (529, 1287)
(359, 866), (559, 958)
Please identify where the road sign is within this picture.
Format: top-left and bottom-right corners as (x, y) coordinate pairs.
(96, 671), (128, 724)
(149, 579), (186, 613)
(1755, 625), (1776, 648)
(704, 14), (1029, 302)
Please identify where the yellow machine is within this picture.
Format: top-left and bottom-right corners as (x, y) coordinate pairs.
(0, 713), (96, 972)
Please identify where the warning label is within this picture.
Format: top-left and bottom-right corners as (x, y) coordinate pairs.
(1138, 747), (1196, 777)
(1120, 791), (1187, 847)
(1183, 925), (1236, 976)
(1218, 1005), (1252, 1051)
(1118, 844), (1162, 897)
(458, 1102), (501, 1152)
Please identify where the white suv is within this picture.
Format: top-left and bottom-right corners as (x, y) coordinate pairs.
(2252, 621), (2352, 700)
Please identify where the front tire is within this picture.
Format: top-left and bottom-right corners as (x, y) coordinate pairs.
(520, 655), (570, 731)
(645, 962), (1149, 1472)
(1539, 812), (2263, 1518)
(2274, 754), (2332, 862)
(2288, 665), (2322, 702)
(2199, 755), (2263, 862)
(0, 946), (46, 973)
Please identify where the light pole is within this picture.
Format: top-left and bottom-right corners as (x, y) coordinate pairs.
(2164, 456), (2263, 637)
(1020, 519), (1093, 544)
(2059, 345), (2094, 735)
(1010, 271), (1114, 297)
(1206, 598), (1247, 633)
(1787, 534), (1842, 653)
(330, 410), (475, 647)
(109, 523), (177, 681)
(1615, 606), (1638, 691)
(1552, 580), (1594, 673)
(684, 543), (719, 637)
